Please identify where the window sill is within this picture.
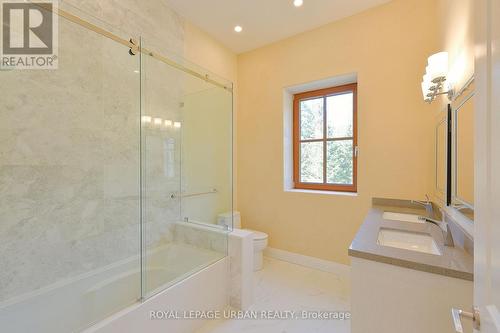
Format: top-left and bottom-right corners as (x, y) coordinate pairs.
(285, 188), (358, 197)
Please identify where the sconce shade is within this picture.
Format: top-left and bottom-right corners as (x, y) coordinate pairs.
(421, 51), (452, 103)
(421, 81), (431, 99)
(427, 52), (448, 83)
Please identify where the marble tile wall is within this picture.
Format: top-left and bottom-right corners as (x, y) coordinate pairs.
(0, 0), (188, 302)
(173, 222), (228, 255)
(171, 223), (252, 310)
(228, 229), (254, 310)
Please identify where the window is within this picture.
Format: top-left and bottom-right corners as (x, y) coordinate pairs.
(293, 83), (357, 192)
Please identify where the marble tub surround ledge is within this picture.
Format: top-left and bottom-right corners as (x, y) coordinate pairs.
(349, 198), (473, 281)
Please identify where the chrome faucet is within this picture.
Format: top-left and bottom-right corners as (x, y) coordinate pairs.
(418, 216), (455, 247)
(411, 194), (433, 216)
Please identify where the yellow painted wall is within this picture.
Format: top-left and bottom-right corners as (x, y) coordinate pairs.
(184, 22), (238, 83)
(437, 0), (475, 93)
(236, 0), (441, 264)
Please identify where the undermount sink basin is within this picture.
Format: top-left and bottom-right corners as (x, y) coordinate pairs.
(382, 212), (424, 224)
(377, 228), (441, 255)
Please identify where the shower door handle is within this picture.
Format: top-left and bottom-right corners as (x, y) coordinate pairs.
(452, 307), (480, 333)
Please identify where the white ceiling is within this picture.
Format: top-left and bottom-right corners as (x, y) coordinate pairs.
(164, 0), (392, 53)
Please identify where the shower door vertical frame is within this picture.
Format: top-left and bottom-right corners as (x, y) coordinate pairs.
(139, 36), (146, 302)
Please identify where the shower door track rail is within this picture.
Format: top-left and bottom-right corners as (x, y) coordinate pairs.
(34, 3), (233, 92)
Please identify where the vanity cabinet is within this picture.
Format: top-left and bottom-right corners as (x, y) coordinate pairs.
(351, 257), (472, 333)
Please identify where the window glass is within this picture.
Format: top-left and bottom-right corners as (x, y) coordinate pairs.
(326, 93), (353, 138)
(327, 140), (353, 185)
(300, 98), (323, 140)
(300, 142), (324, 183)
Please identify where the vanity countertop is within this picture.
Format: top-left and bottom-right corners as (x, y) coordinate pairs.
(348, 198), (474, 281)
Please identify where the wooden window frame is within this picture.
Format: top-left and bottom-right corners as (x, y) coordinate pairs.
(293, 83), (358, 192)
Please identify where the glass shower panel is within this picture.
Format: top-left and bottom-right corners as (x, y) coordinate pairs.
(180, 85), (233, 226)
(0, 7), (141, 333)
(141, 39), (232, 298)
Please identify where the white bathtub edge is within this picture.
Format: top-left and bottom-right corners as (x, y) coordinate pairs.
(83, 257), (229, 333)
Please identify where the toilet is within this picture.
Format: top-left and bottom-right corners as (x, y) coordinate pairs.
(217, 211), (268, 271)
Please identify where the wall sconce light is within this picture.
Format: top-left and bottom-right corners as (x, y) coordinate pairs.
(141, 116), (152, 124)
(421, 52), (454, 103)
(153, 118), (164, 129)
(174, 121), (181, 129)
(164, 119), (173, 128)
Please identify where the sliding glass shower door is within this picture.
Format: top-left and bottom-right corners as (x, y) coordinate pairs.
(140, 38), (233, 298)
(0, 5), (142, 333)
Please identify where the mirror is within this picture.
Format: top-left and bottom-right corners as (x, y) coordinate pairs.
(451, 79), (474, 221)
(434, 110), (448, 204)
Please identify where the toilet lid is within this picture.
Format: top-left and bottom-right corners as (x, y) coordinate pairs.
(246, 230), (268, 240)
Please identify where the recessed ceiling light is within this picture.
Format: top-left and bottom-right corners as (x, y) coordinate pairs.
(234, 25), (243, 33)
(293, 0), (303, 7)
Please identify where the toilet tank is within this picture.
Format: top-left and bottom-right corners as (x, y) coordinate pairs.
(217, 211), (241, 229)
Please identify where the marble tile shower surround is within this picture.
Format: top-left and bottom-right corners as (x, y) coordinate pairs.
(59, 0), (231, 85)
(1, 23), (136, 302)
(60, 0), (184, 57)
(173, 222), (228, 254)
(0, 0), (198, 303)
(142, 53), (184, 253)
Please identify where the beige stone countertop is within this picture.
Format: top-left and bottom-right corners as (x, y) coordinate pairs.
(348, 198), (473, 281)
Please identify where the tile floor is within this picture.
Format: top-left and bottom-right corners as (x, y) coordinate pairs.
(196, 257), (351, 333)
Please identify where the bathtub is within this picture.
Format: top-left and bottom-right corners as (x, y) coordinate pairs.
(0, 240), (229, 333)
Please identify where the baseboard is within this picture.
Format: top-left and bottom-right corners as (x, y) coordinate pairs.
(264, 247), (351, 277)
